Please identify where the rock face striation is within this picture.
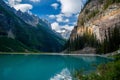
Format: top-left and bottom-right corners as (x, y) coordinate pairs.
(70, 0), (120, 42)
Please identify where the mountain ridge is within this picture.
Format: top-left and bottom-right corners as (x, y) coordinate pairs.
(65, 0), (120, 54)
(70, 0), (120, 41)
(0, 0), (65, 52)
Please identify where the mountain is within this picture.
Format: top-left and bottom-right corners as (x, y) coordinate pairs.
(65, 0), (120, 53)
(15, 10), (52, 29)
(59, 28), (71, 39)
(70, 0), (120, 40)
(0, 0), (65, 52)
(56, 28), (71, 39)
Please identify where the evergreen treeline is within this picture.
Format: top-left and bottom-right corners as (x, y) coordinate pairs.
(64, 29), (98, 52)
(64, 25), (120, 54)
(96, 25), (120, 54)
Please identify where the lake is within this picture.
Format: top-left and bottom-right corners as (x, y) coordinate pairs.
(0, 54), (113, 80)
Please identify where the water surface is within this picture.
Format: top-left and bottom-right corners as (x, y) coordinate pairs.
(0, 54), (112, 80)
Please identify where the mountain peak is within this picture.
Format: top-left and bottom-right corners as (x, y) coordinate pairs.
(0, 0), (65, 52)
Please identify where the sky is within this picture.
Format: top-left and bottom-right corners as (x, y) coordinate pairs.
(4, 0), (88, 32)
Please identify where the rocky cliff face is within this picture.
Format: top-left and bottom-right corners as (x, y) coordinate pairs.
(16, 10), (52, 29)
(16, 10), (39, 27)
(70, 0), (120, 42)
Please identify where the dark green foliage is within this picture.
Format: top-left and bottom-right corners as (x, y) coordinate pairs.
(64, 32), (98, 52)
(79, 10), (99, 26)
(113, 54), (120, 61)
(87, 10), (99, 20)
(103, 0), (120, 10)
(12, 23), (65, 52)
(0, 37), (36, 52)
(96, 25), (120, 54)
(74, 54), (120, 80)
(85, 9), (90, 14)
(80, 0), (91, 13)
(0, 2), (65, 52)
(64, 25), (120, 54)
(99, 0), (104, 4)
(79, 18), (85, 26)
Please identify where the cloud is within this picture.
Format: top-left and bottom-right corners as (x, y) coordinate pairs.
(64, 19), (69, 22)
(49, 0), (88, 34)
(48, 15), (56, 19)
(56, 16), (63, 22)
(30, 0), (41, 3)
(49, 0), (88, 35)
(8, 0), (22, 6)
(49, 14), (70, 23)
(61, 25), (74, 31)
(14, 4), (33, 12)
(8, 0), (33, 12)
(51, 22), (73, 32)
(51, 3), (59, 10)
(73, 22), (77, 25)
(57, 0), (87, 16)
(51, 22), (60, 31)
(55, 14), (65, 22)
(56, 17), (69, 23)
(48, 13), (70, 24)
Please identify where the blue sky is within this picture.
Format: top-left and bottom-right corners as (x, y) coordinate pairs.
(5, 0), (88, 32)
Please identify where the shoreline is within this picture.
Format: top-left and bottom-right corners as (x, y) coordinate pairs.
(0, 52), (111, 57)
(0, 49), (119, 57)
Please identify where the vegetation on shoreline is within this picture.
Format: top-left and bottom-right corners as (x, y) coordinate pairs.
(96, 26), (120, 54)
(73, 53), (120, 80)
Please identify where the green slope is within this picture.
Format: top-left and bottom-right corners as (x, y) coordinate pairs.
(0, 1), (65, 52)
(0, 37), (37, 52)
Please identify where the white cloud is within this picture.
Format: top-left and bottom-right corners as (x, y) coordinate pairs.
(56, 14), (64, 22)
(8, 0), (33, 12)
(48, 13), (70, 23)
(73, 22), (77, 25)
(51, 3), (59, 10)
(57, 0), (87, 16)
(61, 25), (74, 31)
(57, 18), (69, 23)
(55, 14), (69, 23)
(56, 13), (63, 18)
(56, 16), (63, 22)
(48, 15), (56, 19)
(51, 22), (73, 32)
(30, 0), (41, 3)
(14, 4), (33, 12)
(64, 19), (69, 23)
(49, 0), (88, 34)
(51, 22), (60, 31)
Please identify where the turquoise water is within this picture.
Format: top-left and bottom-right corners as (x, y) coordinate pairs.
(0, 54), (112, 80)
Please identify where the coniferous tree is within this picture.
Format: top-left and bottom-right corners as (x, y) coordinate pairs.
(64, 24), (120, 54)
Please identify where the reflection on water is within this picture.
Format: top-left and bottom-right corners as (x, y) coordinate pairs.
(81, 56), (97, 62)
(50, 68), (72, 80)
(0, 54), (112, 80)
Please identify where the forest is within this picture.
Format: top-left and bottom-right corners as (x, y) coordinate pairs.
(64, 24), (120, 54)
